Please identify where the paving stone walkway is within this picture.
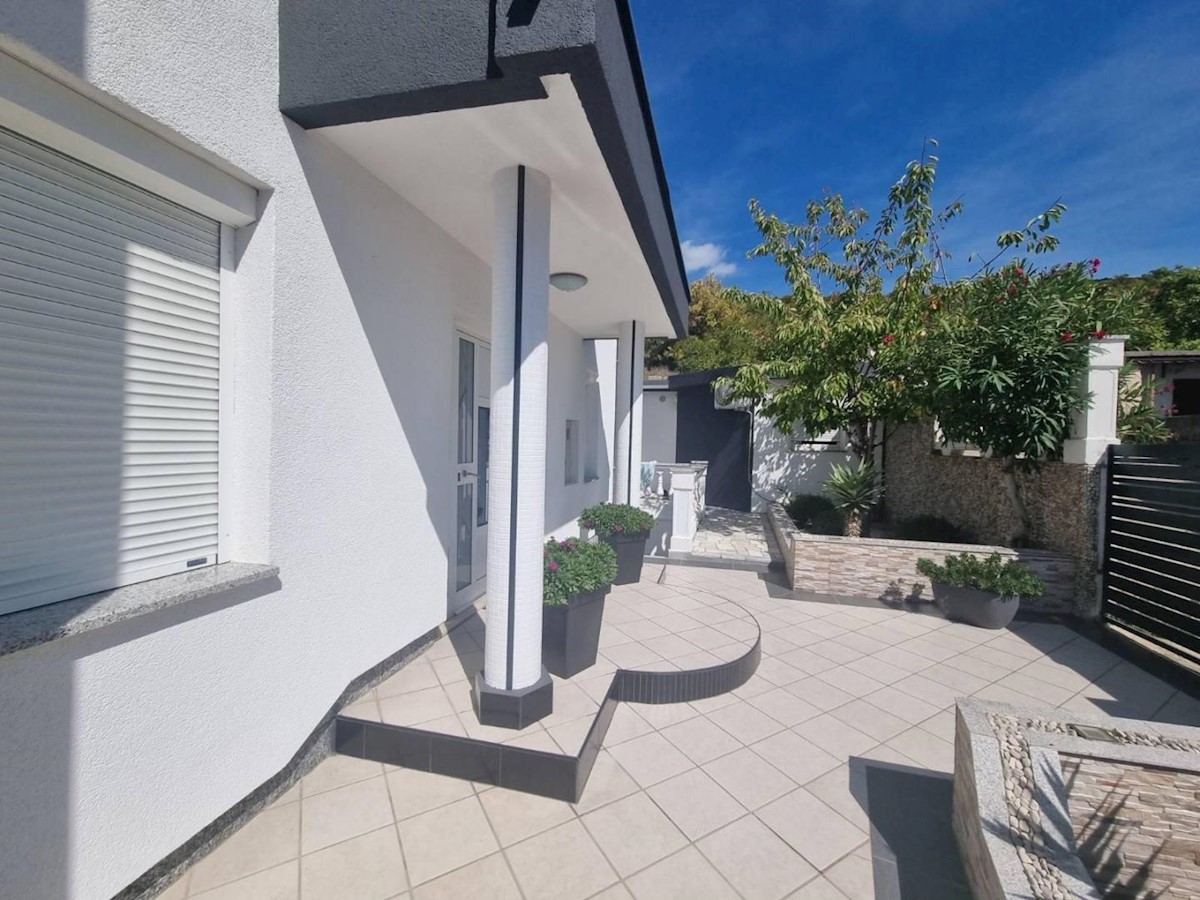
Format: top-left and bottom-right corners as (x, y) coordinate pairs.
(688, 507), (783, 567)
(160, 565), (1200, 900)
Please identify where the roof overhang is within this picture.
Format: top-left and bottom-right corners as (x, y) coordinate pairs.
(279, 0), (690, 339)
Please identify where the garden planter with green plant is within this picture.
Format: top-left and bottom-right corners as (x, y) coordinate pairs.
(579, 503), (655, 585)
(541, 538), (618, 678)
(916, 553), (1045, 629)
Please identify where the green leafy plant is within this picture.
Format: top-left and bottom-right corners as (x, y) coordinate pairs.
(543, 538), (618, 606)
(578, 502), (654, 538)
(1117, 362), (1172, 444)
(893, 515), (975, 544)
(822, 461), (884, 538)
(928, 260), (1131, 545)
(916, 553), (1045, 600)
(784, 493), (843, 535)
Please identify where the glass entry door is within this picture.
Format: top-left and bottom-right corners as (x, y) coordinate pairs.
(454, 334), (490, 608)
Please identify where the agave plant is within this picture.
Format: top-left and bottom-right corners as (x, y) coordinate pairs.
(822, 461), (884, 538)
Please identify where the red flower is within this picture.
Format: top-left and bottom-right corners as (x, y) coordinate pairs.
(1092, 329), (1108, 339)
(613, 524), (624, 532)
(1007, 284), (1019, 295)
(1165, 382), (1176, 392)
(548, 560), (559, 572)
(1169, 406), (1179, 416)
(1060, 332), (1074, 343)
(1090, 258), (1101, 273)
(1014, 267), (1025, 277)
(883, 334), (895, 344)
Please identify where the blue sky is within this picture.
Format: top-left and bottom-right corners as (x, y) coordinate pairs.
(630, 0), (1200, 294)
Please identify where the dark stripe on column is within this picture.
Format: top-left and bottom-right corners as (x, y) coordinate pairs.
(505, 166), (526, 691)
(627, 320), (637, 505)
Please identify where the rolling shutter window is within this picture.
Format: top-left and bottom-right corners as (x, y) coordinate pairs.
(0, 126), (220, 615)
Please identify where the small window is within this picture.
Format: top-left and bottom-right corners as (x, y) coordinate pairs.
(565, 419), (580, 485)
(1172, 379), (1200, 416)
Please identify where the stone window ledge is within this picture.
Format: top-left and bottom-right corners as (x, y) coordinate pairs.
(0, 562), (280, 658)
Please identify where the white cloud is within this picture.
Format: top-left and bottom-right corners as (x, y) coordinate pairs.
(680, 240), (738, 278)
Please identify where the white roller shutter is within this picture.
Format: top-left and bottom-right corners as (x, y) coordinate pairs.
(0, 126), (220, 615)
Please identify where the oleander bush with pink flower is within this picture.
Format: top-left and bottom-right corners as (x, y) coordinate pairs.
(543, 538), (617, 606)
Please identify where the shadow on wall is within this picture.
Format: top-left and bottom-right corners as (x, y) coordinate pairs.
(750, 418), (850, 511)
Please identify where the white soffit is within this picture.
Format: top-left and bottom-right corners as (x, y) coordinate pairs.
(315, 74), (673, 338)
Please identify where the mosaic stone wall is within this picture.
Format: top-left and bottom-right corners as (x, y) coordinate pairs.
(884, 421), (1103, 616)
(1061, 755), (1200, 899)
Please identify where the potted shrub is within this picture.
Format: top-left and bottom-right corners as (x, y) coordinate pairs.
(578, 502), (655, 585)
(915, 553), (1045, 629)
(822, 461), (884, 538)
(542, 538), (618, 677)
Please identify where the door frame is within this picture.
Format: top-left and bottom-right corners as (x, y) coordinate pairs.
(451, 328), (491, 612)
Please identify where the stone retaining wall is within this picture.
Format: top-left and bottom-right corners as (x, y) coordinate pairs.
(770, 507), (1076, 612)
(885, 421), (1102, 616)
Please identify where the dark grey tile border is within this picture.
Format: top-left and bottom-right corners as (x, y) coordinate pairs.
(0, 562), (280, 658)
(646, 553), (784, 574)
(340, 608), (763, 802)
(116, 622), (442, 900)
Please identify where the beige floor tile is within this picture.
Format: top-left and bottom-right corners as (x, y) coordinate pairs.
(302, 756), (385, 798)
(808, 641), (862, 665)
(707, 699), (786, 743)
(301, 775), (395, 855)
(861, 685), (940, 724)
(646, 768), (745, 840)
(824, 845), (875, 899)
(752, 730), (841, 785)
(604, 642), (664, 669)
(626, 845), (739, 899)
(890, 673), (962, 710)
(785, 676), (856, 711)
(340, 696), (383, 722)
(660, 714), (743, 764)
(793, 714), (877, 759)
(479, 784), (575, 847)
(396, 796), (499, 886)
(410, 852), (521, 900)
(608, 732), (695, 788)
(582, 792), (688, 877)
(757, 789), (867, 869)
(506, 819), (619, 900)
(378, 686), (456, 727)
(749, 687), (823, 728)
(376, 660), (441, 698)
(629, 699), (699, 730)
(267, 783), (302, 809)
(754, 657), (808, 686)
(917, 708), (957, 742)
(698, 815), (817, 900)
(189, 861), (298, 900)
(385, 766), (475, 821)
(804, 765), (869, 830)
(703, 746), (798, 810)
(547, 715), (594, 754)
(299, 825), (407, 900)
(787, 874), (851, 898)
(157, 873), (189, 900)
(573, 750), (641, 814)
(828, 698), (909, 742)
(188, 803), (300, 894)
(994, 670), (1077, 705)
(884, 726), (955, 773)
(603, 704), (656, 746)
(777, 646), (840, 673)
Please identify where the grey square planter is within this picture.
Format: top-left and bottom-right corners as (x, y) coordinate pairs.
(602, 532), (649, 585)
(542, 586), (610, 678)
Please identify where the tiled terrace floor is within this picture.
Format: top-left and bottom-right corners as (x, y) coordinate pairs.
(686, 507), (783, 566)
(161, 565), (1200, 900)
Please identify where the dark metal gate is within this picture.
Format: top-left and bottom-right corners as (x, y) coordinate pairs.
(1102, 443), (1200, 671)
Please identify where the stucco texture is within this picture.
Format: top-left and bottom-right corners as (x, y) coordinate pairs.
(0, 3), (611, 899)
(885, 421), (1103, 616)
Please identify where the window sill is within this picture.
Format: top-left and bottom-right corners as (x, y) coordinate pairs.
(0, 562), (280, 658)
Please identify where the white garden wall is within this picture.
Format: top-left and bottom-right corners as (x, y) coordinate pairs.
(642, 388), (678, 464)
(750, 414), (851, 511)
(0, 5), (615, 899)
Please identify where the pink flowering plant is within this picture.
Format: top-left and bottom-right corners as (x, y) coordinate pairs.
(578, 503), (654, 538)
(543, 538), (617, 606)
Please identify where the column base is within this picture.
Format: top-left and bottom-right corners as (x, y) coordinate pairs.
(472, 668), (554, 729)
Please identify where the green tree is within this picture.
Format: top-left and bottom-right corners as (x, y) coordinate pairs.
(929, 261), (1131, 544)
(645, 276), (771, 373)
(719, 144), (964, 460)
(1096, 266), (1200, 350)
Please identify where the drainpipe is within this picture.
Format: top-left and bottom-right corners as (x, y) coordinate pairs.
(474, 165), (554, 728)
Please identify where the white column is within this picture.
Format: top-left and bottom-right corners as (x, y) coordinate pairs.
(483, 166), (551, 693)
(612, 320), (645, 506)
(1064, 335), (1126, 465)
(668, 468), (697, 554)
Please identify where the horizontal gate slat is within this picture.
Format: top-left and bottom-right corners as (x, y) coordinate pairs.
(1109, 480), (1200, 511)
(1108, 500), (1200, 535)
(1107, 546), (1200, 591)
(1103, 601), (1200, 664)
(1105, 586), (1200, 646)
(1107, 514), (1200, 554)
(1106, 562), (1200, 606)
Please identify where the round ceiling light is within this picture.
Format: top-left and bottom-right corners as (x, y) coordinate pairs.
(549, 272), (588, 292)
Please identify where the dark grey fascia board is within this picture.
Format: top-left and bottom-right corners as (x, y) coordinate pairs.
(278, 0), (690, 338)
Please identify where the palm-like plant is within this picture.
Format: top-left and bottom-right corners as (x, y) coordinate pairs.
(823, 461), (884, 538)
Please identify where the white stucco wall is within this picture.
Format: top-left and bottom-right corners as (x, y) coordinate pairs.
(642, 388), (678, 464)
(0, 5), (618, 899)
(751, 417), (852, 511)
